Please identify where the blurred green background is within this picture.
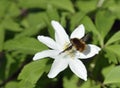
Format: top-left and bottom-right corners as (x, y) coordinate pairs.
(0, 0), (120, 88)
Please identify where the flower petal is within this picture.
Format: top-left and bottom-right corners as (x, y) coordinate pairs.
(70, 24), (85, 39)
(48, 58), (68, 78)
(37, 36), (58, 50)
(33, 50), (59, 60)
(69, 59), (87, 81)
(51, 20), (70, 46)
(78, 44), (101, 59)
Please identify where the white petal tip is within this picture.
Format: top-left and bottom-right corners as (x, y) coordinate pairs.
(33, 56), (38, 61)
(51, 20), (57, 24)
(70, 24), (85, 39)
(37, 35), (43, 40)
(47, 74), (55, 78)
(83, 77), (87, 81)
(98, 47), (101, 51)
(80, 74), (87, 81)
(32, 52), (42, 61)
(96, 47), (101, 54)
(33, 59), (36, 61)
(78, 24), (85, 31)
(80, 24), (84, 28)
(33, 58), (36, 61)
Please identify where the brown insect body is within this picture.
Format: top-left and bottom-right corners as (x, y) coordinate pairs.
(70, 38), (86, 52)
(59, 34), (89, 54)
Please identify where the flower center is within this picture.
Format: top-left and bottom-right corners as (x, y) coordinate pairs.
(66, 47), (77, 58)
(60, 43), (77, 59)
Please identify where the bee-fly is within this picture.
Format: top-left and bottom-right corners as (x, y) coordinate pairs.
(59, 33), (90, 54)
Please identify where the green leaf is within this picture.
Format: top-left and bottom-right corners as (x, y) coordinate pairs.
(106, 31), (120, 46)
(70, 12), (85, 31)
(15, 13), (47, 38)
(18, 0), (47, 9)
(0, 25), (4, 51)
(18, 81), (34, 88)
(46, 7), (59, 38)
(46, 6), (59, 21)
(15, 26), (45, 38)
(2, 17), (23, 32)
(18, 59), (48, 88)
(8, 2), (20, 17)
(4, 37), (47, 54)
(5, 53), (18, 78)
(109, 4), (120, 19)
(105, 45), (120, 57)
(95, 10), (115, 39)
(18, 0), (75, 13)
(76, 0), (98, 13)
(104, 66), (120, 84)
(102, 65), (115, 78)
(80, 16), (99, 35)
(102, 0), (115, 8)
(4, 53), (26, 79)
(80, 79), (100, 88)
(60, 12), (69, 28)
(105, 49), (118, 64)
(49, 0), (75, 13)
(26, 13), (47, 28)
(63, 75), (79, 88)
(0, 0), (10, 17)
(5, 81), (18, 88)
(103, 0), (120, 19)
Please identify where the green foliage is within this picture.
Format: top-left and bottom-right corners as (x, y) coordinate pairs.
(18, 0), (74, 13)
(76, 0), (98, 13)
(106, 31), (120, 46)
(0, 26), (4, 51)
(0, 0), (10, 18)
(4, 37), (47, 54)
(70, 12), (85, 31)
(106, 45), (120, 57)
(2, 17), (23, 32)
(5, 81), (18, 88)
(104, 66), (120, 84)
(18, 59), (48, 88)
(95, 10), (115, 41)
(103, 0), (120, 19)
(0, 0), (120, 88)
(63, 75), (79, 88)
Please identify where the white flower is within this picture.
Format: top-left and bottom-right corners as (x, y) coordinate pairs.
(33, 20), (101, 81)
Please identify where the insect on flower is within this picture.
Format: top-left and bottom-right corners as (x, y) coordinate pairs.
(33, 20), (101, 81)
(60, 33), (90, 54)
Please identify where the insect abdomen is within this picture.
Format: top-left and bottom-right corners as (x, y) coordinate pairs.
(70, 38), (86, 52)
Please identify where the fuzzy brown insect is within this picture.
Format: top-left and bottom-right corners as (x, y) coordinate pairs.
(70, 38), (86, 52)
(60, 34), (89, 54)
